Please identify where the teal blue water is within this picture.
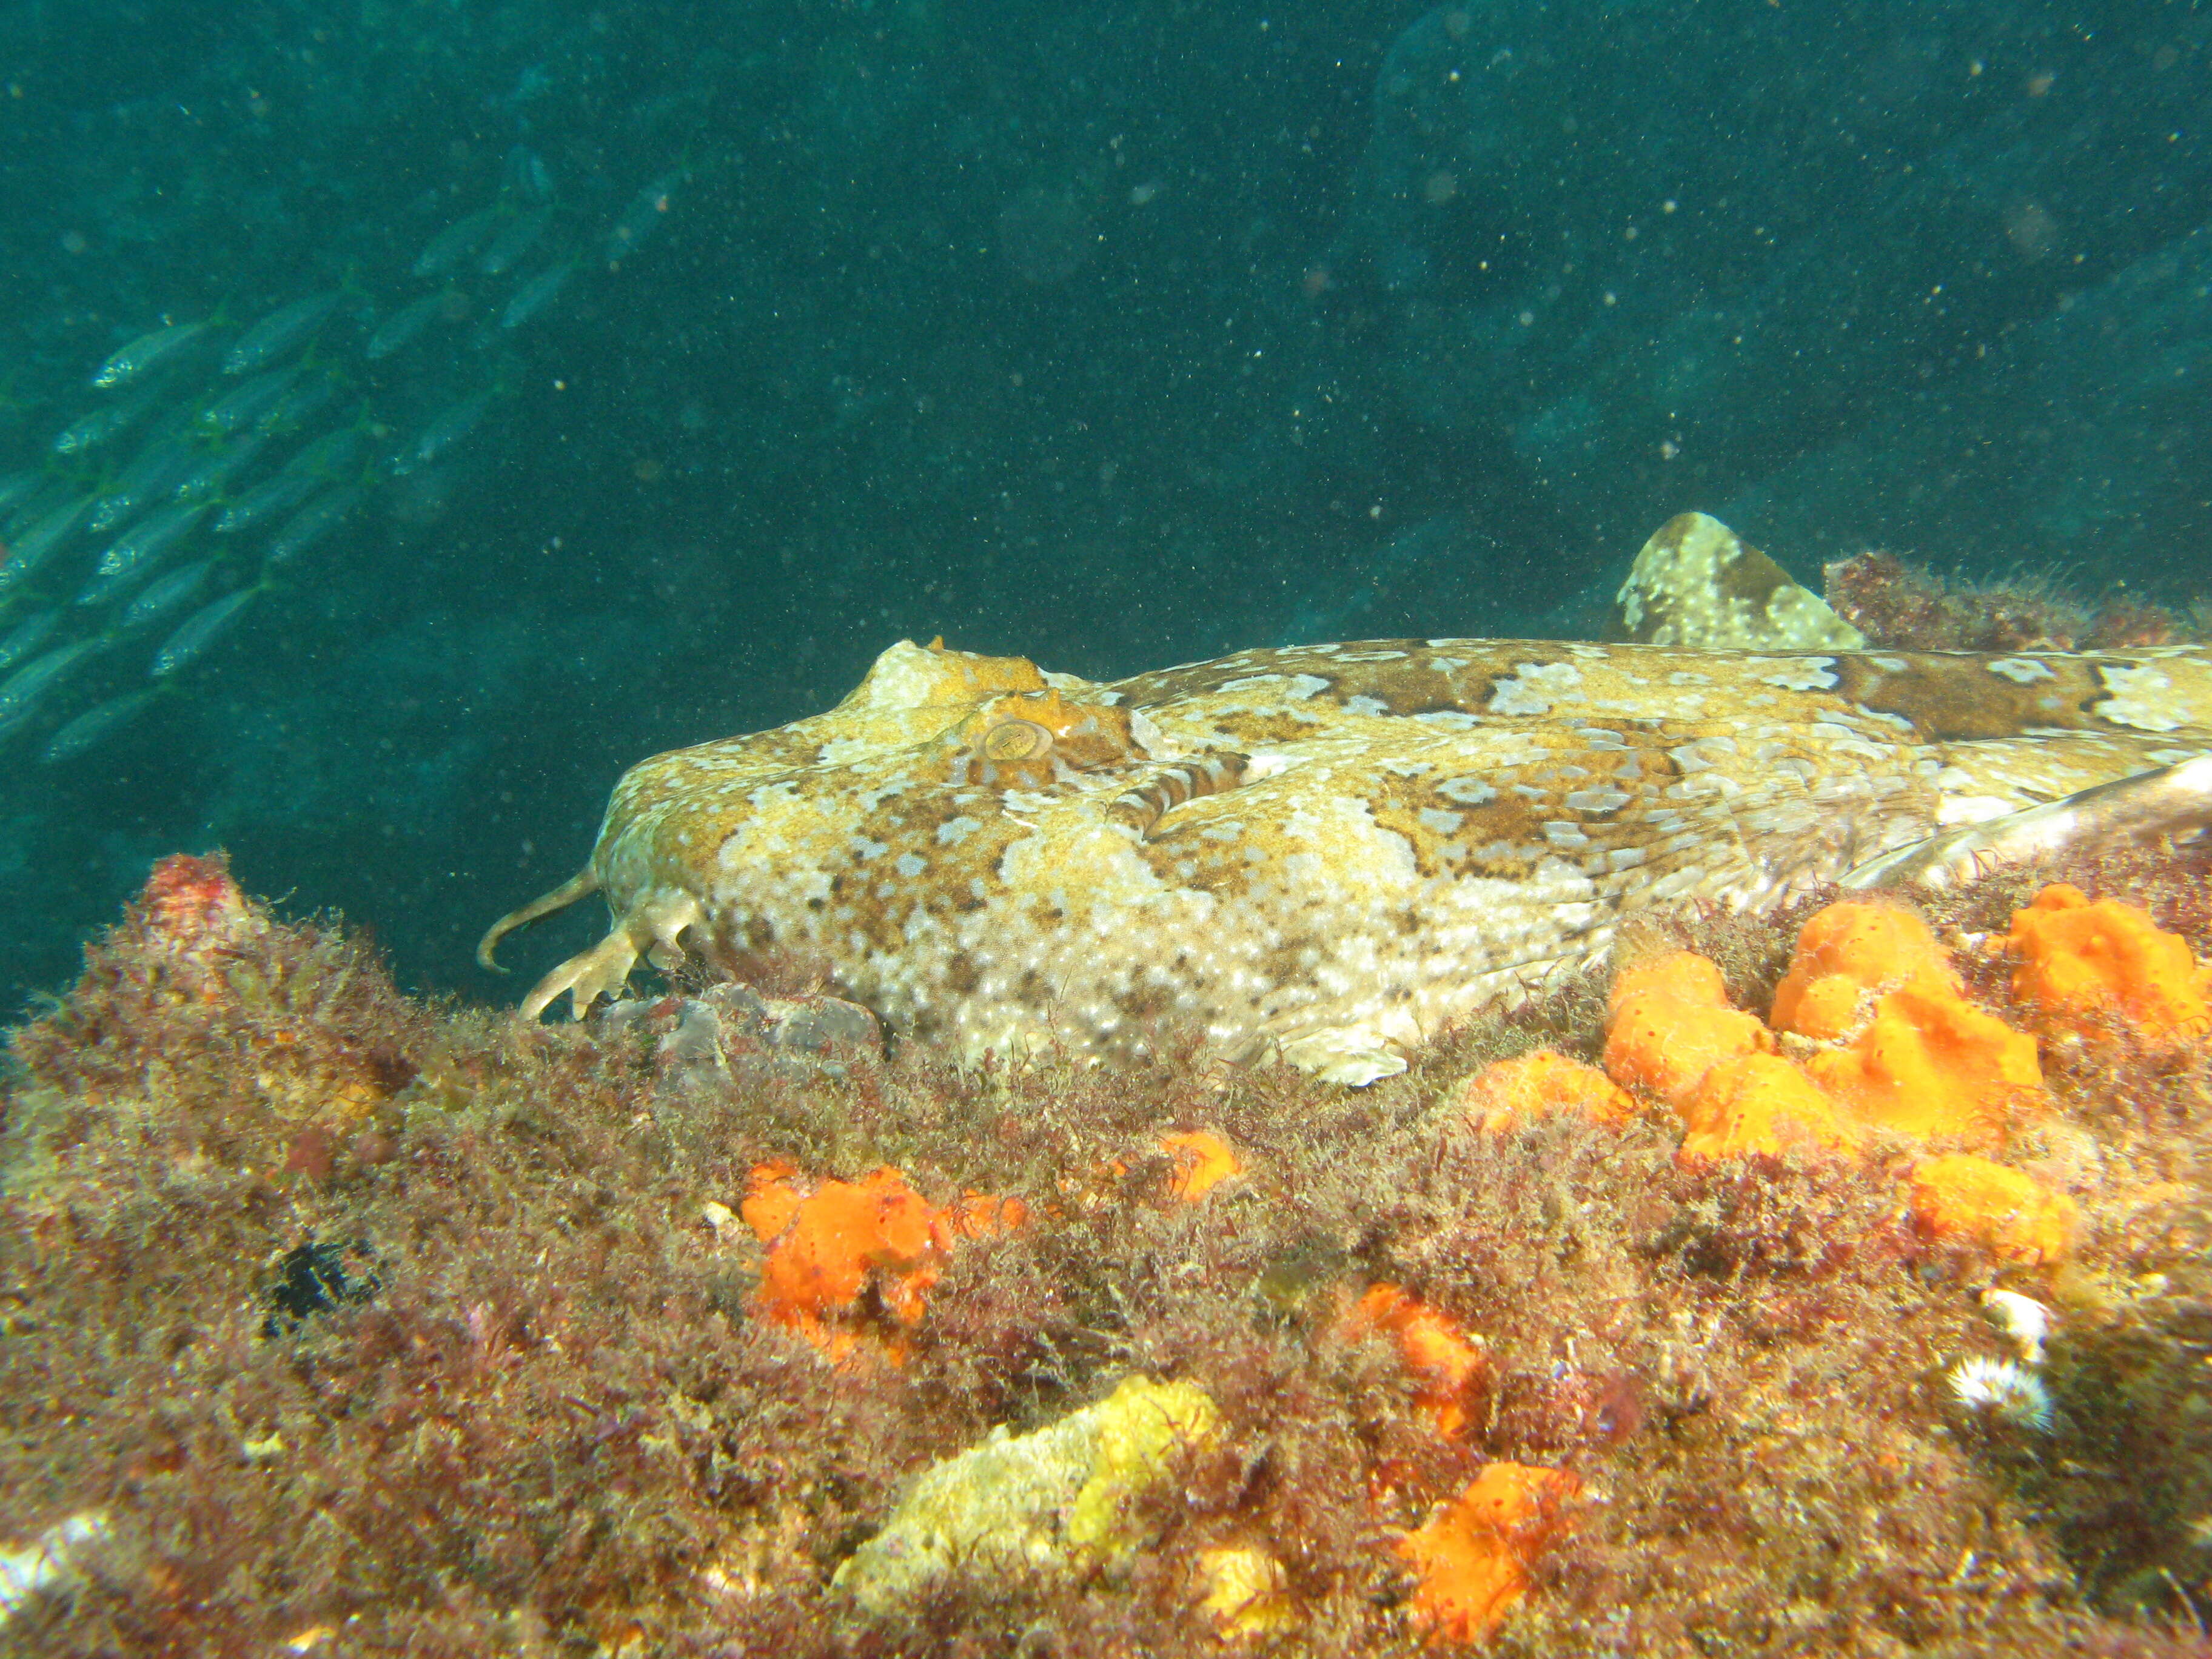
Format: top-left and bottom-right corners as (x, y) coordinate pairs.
(1, 0), (2206, 1007)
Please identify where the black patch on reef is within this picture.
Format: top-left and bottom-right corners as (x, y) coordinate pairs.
(263, 1239), (381, 1336)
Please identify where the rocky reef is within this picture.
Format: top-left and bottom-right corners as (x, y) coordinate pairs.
(4, 845), (2212, 1655)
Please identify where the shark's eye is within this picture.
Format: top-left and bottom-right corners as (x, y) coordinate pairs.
(980, 718), (1054, 762)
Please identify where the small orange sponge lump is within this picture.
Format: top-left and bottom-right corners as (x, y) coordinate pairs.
(1159, 1130), (1242, 1201)
(1771, 902), (1960, 1040)
(1603, 953), (1771, 1105)
(1455, 1051), (1636, 1134)
(744, 1163), (1021, 1359)
(1348, 1284), (1491, 1440)
(2008, 883), (2212, 1046)
(1909, 1153), (2078, 1267)
(1674, 1054), (1860, 1164)
(1399, 1463), (1580, 1643)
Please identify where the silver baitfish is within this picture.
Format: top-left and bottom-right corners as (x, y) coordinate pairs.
(0, 638), (103, 729)
(150, 586), (258, 677)
(120, 558), (213, 629)
(82, 501), (210, 603)
(395, 390), (494, 473)
(477, 206), (553, 275)
(175, 433), (269, 503)
(0, 494), (92, 595)
(0, 471), (43, 516)
(198, 365), (306, 435)
(215, 471), (318, 534)
(41, 688), (160, 763)
(366, 292), (449, 360)
(606, 170), (686, 260)
(89, 430), (198, 532)
(0, 609), (62, 673)
(282, 423), (367, 480)
(257, 368), (346, 435)
(505, 144), (554, 203)
(92, 320), (212, 389)
(4, 482), (73, 535)
(222, 292), (344, 375)
(412, 207), (501, 278)
(52, 384), (166, 455)
(501, 260), (575, 330)
(265, 486), (361, 565)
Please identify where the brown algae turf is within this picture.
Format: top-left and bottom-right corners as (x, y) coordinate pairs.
(2, 848), (2212, 1655)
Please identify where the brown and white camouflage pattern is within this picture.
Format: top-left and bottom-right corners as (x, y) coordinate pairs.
(484, 517), (2212, 1083)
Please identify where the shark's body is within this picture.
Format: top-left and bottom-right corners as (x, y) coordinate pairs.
(484, 518), (2212, 1082)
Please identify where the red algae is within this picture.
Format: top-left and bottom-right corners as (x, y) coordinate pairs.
(2, 852), (2211, 1653)
(1822, 549), (2193, 653)
(136, 851), (261, 953)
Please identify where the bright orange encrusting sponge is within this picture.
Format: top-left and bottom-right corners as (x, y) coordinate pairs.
(1347, 1284), (1491, 1440)
(1399, 1463), (1580, 1643)
(1455, 1050), (1637, 1135)
(1908, 1153), (2077, 1267)
(2008, 883), (2212, 1047)
(744, 1162), (1021, 1361)
(1674, 1053), (1860, 1164)
(1603, 952), (1771, 1105)
(1609, 919), (2045, 1158)
(1159, 1130), (1242, 1201)
(1755, 900), (2046, 1145)
(1804, 987), (2043, 1144)
(1771, 902), (1960, 1040)
(739, 1158), (809, 1243)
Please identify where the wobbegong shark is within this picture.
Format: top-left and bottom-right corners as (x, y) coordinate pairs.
(482, 514), (2212, 1084)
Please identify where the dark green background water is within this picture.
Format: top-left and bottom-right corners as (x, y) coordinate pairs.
(1, 0), (2206, 1010)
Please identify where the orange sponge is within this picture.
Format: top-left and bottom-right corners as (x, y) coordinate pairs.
(1908, 1153), (2077, 1267)
(2008, 883), (2212, 1046)
(743, 1162), (1020, 1361)
(1399, 1463), (1580, 1643)
(1159, 1130), (1242, 1201)
(1771, 902), (1959, 1040)
(1604, 952), (1772, 1104)
(1675, 1053), (1861, 1164)
(740, 1158), (809, 1243)
(1348, 1284), (1491, 1440)
(1805, 987), (2042, 1144)
(1455, 1050), (1637, 1134)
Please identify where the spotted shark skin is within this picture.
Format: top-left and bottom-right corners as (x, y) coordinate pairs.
(483, 625), (2212, 1084)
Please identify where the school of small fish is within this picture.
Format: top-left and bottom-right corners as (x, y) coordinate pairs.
(483, 515), (2212, 1084)
(0, 161), (690, 765)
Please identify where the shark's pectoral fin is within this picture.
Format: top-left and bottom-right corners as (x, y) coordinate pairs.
(518, 890), (704, 1021)
(1845, 754), (2212, 891)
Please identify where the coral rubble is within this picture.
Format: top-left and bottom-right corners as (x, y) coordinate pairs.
(3, 846), (2212, 1654)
